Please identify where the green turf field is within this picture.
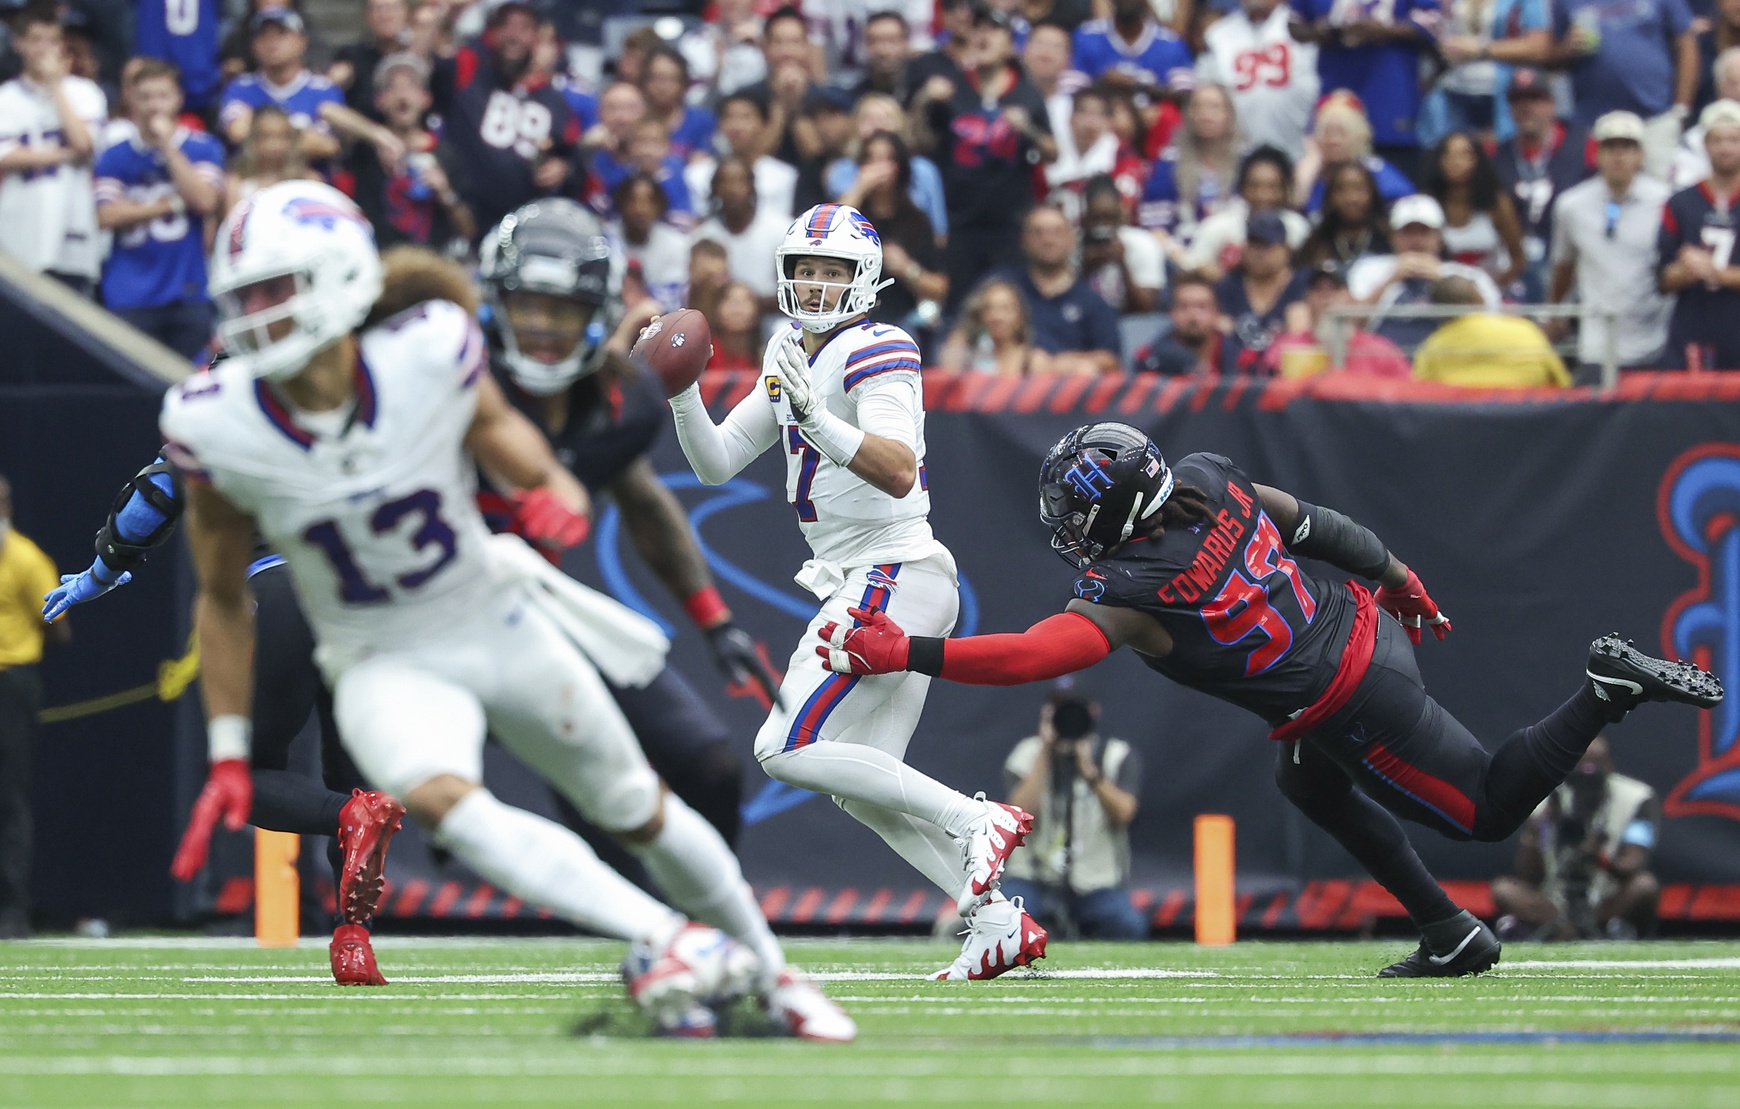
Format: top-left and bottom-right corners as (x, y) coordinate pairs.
(1, 936), (1736, 1107)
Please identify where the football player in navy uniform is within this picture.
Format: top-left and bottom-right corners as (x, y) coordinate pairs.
(428, 0), (584, 240)
(816, 422), (1724, 976)
(479, 198), (779, 851)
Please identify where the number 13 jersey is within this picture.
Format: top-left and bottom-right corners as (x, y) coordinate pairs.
(159, 298), (499, 668)
(1070, 452), (1357, 726)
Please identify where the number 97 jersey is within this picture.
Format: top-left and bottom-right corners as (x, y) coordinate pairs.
(1070, 453), (1358, 727)
(159, 299), (499, 667)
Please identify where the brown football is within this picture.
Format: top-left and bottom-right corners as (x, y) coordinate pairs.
(632, 308), (713, 398)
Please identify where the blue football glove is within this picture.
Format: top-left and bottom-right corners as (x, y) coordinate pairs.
(43, 564), (133, 621)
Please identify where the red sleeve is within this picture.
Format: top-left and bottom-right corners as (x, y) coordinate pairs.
(937, 612), (1113, 686)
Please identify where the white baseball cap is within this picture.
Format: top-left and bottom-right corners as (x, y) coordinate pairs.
(1388, 194), (1445, 231)
(1700, 98), (1740, 133)
(1592, 110), (1645, 144)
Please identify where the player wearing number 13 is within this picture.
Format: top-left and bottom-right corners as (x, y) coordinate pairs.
(817, 424), (1724, 977)
(161, 182), (852, 1038)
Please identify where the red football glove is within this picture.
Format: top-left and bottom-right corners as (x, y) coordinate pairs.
(814, 606), (911, 675)
(1376, 568), (1452, 645)
(170, 759), (252, 881)
(512, 487), (591, 563)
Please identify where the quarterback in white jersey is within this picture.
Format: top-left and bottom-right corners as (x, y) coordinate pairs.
(1197, 0), (1319, 162)
(162, 181), (850, 1040)
(668, 203), (1048, 980)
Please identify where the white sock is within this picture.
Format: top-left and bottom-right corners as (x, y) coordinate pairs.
(434, 789), (680, 944)
(761, 743), (983, 837)
(839, 798), (967, 896)
(627, 795), (786, 981)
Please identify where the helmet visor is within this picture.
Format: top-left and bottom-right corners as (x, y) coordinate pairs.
(501, 289), (598, 366)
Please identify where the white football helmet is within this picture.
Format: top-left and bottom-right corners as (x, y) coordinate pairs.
(208, 181), (383, 382)
(775, 203), (894, 333)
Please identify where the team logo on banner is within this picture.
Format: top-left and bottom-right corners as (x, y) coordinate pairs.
(1659, 444), (1740, 821)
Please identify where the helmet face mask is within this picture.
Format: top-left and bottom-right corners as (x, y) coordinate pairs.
(775, 204), (893, 333)
(481, 199), (620, 396)
(208, 182), (382, 382)
(1037, 423), (1176, 569)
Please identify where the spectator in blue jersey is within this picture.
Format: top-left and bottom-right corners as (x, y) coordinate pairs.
(93, 57), (222, 358)
(1215, 210), (1309, 372)
(1659, 99), (1740, 370)
(1291, 0), (1443, 181)
(639, 45), (714, 163)
(995, 204), (1123, 373)
(1072, 0), (1195, 100)
(1296, 92), (1414, 214)
(1491, 67), (1594, 300)
(1552, 0), (1698, 180)
(427, 0), (583, 243)
(914, 5), (1057, 308)
(1138, 83), (1241, 240)
(348, 52), (476, 254)
(219, 8), (343, 163)
(580, 81), (644, 200)
(328, 0), (412, 118)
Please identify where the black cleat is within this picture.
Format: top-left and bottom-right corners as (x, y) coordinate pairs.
(1378, 917), (1501, 979)
(1587, 634), (1724, 713)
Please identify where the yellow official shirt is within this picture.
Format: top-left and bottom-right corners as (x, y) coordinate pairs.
(1412, 315), (1571, 389)
(0, 530), (60, 667)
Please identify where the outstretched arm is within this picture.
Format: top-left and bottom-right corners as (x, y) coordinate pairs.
(816, 600), (1165, 684)
(668, 382), (781, 485)
(466, 374), (593, 556)
(43, 453), (185, 620)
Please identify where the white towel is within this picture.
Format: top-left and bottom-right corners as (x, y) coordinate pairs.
(486, 533), (669, 688)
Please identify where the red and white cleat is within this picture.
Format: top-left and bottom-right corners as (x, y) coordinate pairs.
(930, 896), (1047, 982)
(956, 793), (1033, 915)
(764, 969), (856, 1043)
(337, 789), (405, 925)
(622, 922), (759, 1037)
(329, 923), (388, 986)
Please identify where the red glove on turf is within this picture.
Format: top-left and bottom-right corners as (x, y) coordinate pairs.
(171, 759), (252, 881)
(511, 487), (591, 563)
(1376, 568), (1452, 645)
(815, 606), (911, 675)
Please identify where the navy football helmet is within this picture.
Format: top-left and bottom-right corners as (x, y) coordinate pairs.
(1038, 423), (1176, 568)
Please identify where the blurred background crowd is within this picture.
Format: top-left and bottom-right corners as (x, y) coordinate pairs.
(6, 0), (1740, 386)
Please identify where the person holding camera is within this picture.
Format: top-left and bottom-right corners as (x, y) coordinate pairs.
(1491, 735), (1661, 941)
(1000, 687), (1148, 940)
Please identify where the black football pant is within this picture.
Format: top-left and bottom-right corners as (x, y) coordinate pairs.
(247, 564), (367, 913)
(1276, 614), (1612, 925)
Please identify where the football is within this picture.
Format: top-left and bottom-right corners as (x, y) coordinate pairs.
(632, 308), (713, 398)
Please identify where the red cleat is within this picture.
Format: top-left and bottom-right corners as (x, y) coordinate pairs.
(329, 923), (388, 986)
(931, 897), (1048, 981)
(336, 789), (405, 925)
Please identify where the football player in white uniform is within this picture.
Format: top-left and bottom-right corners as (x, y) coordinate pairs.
(666, 203), (1048, 980)
(1196, 0), (1319, 163)
(160, 181), (851, 1040)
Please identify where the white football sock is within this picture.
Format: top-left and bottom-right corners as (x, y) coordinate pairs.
(627, 795), (786, 981)
(839, 798), (967, 896)
(434, 789), (679, 944)
(761, 743), (982, 837)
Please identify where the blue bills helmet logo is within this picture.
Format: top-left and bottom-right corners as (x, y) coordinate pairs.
(847, 211), (881, 246)
(1660, 444), (1740, 821)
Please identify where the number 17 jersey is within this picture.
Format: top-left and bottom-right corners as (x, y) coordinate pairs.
(159, 299), (499, 671)
(1070, 453), (1357, 726)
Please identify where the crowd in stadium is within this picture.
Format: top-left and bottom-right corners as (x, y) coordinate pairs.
(5, 0), (1740, 385)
